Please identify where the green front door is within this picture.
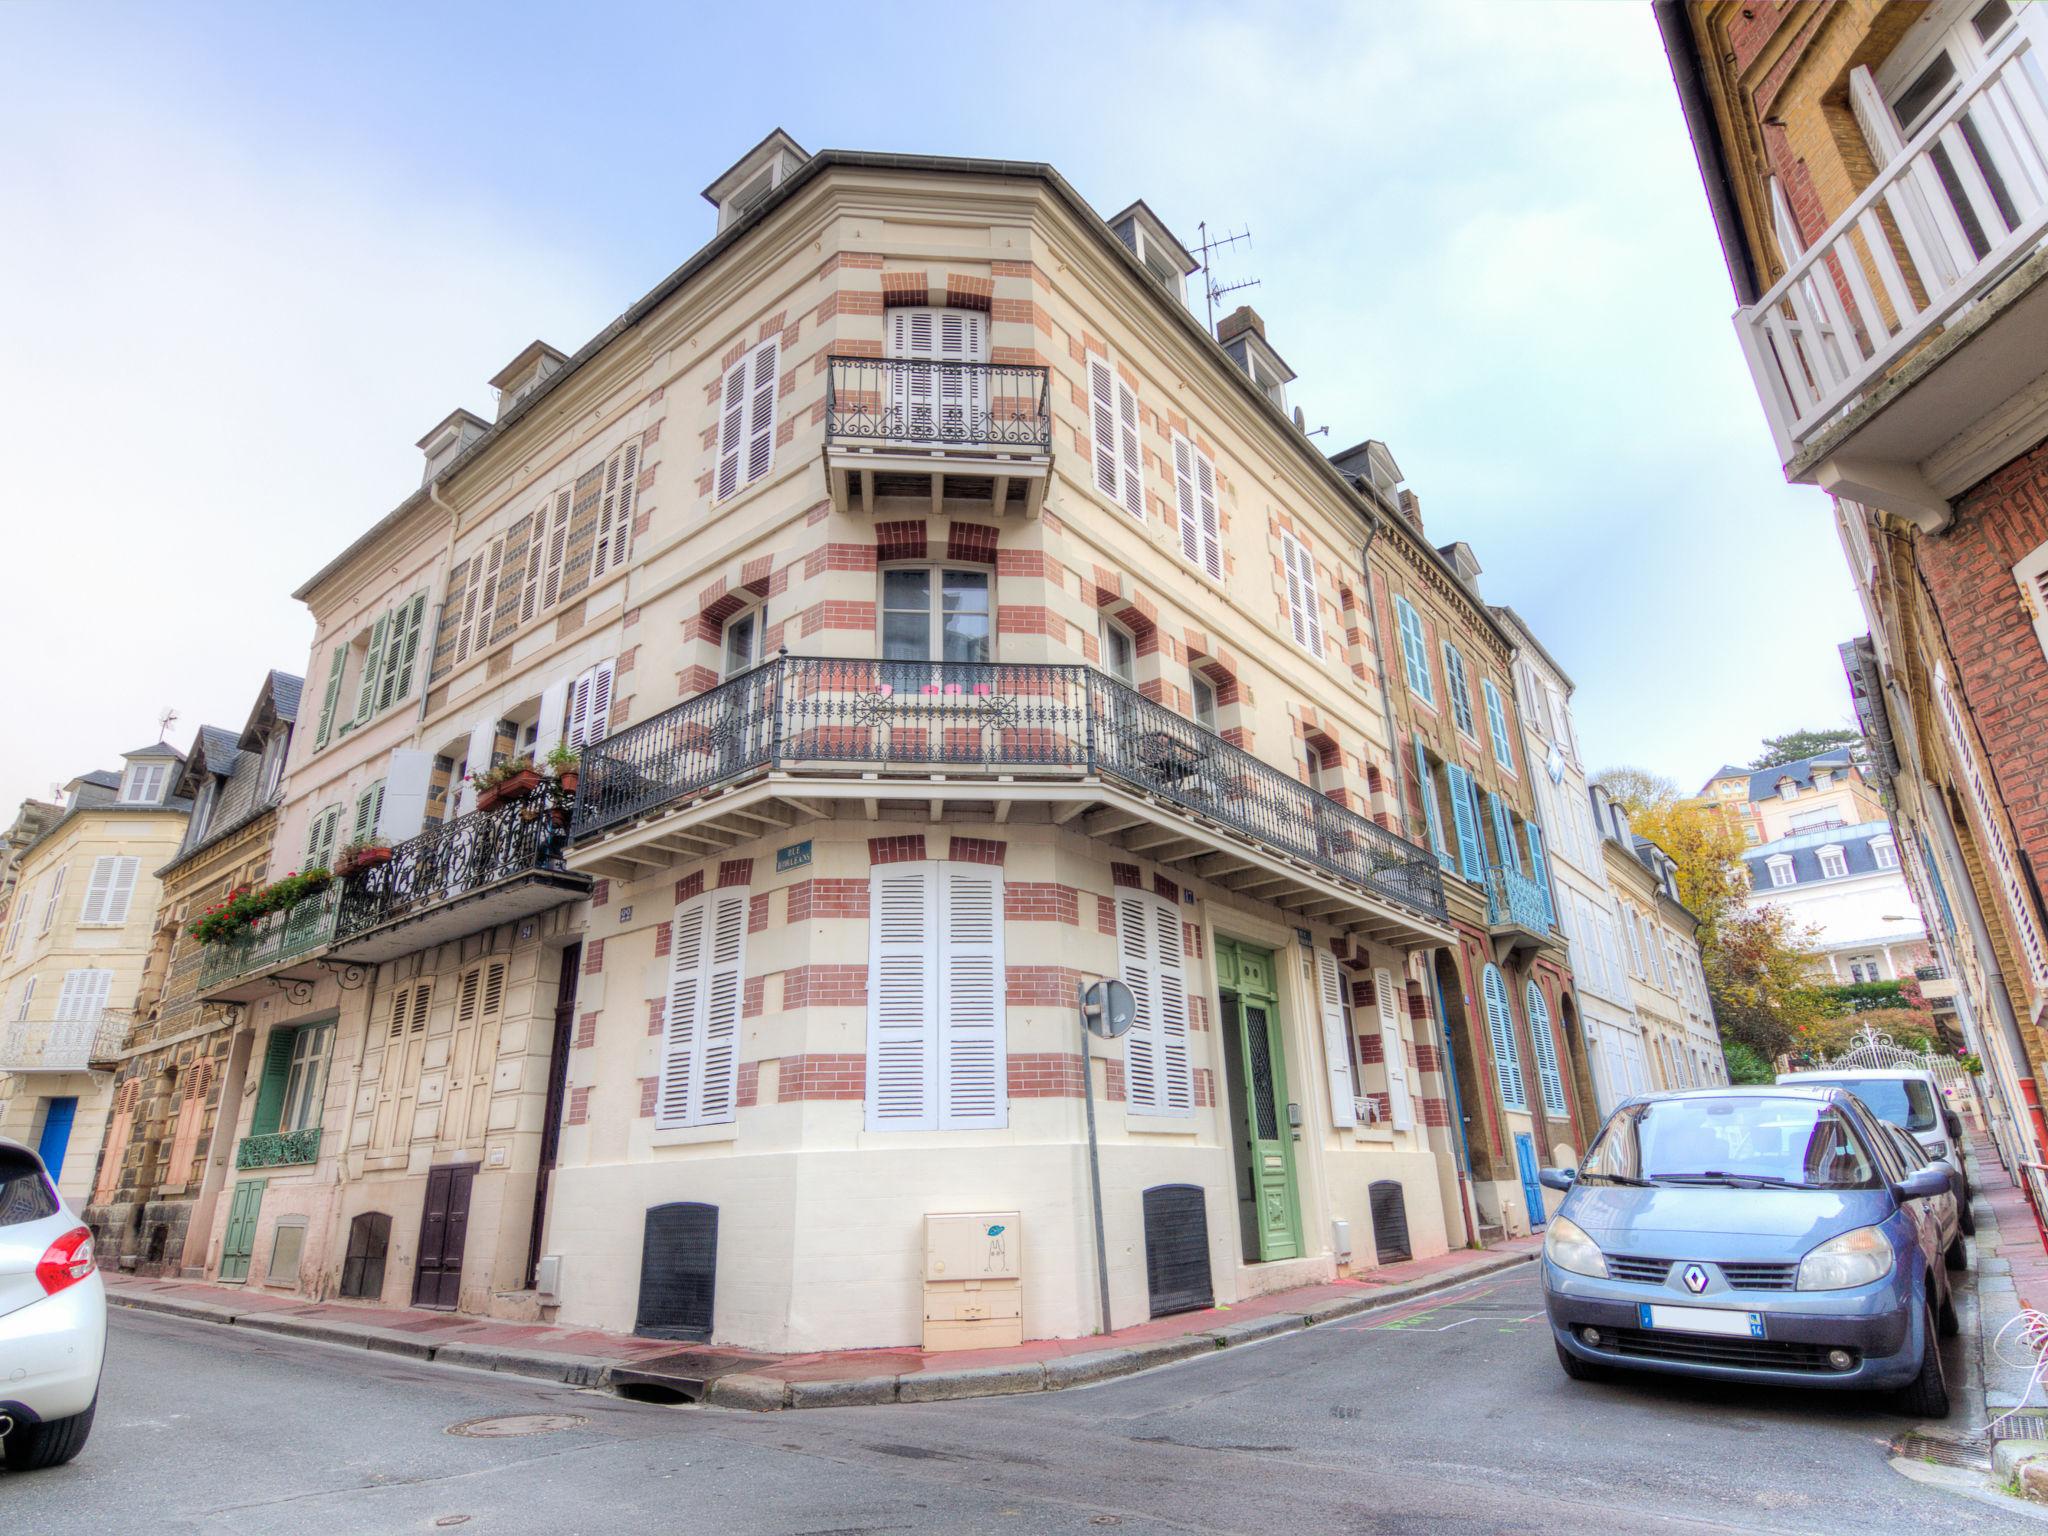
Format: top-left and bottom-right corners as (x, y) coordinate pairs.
(1215, 939), (1300, 1263)
(219, 1177), (266, 1283)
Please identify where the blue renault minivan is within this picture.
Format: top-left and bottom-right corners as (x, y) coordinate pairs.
(1539, 1086), (1958, 1416)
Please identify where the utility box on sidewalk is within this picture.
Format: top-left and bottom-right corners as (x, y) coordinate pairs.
(923, 1212), (1022, 1351)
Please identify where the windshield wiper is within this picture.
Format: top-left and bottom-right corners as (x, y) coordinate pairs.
(1581, 1172), (1655, 1187)
(1656, 1171), (1807, 1188)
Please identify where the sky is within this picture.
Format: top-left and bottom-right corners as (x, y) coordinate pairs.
(0, 0), (1866, 814)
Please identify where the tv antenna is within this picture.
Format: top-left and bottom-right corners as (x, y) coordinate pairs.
(1193, 221), (1259, 334)
(157, 707), (179, 742)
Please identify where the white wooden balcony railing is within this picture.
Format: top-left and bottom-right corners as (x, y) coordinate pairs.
(1737, 28), (2048, 464)
(0, 1011), (135, 1072)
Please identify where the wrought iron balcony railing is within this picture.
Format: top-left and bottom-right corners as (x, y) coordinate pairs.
(236, 1127), (322, 1170)
(1485, 865), (1554, 933)
(573, 655), (1447, 924)
(825, 356), (1052, 452)
(197, 884), (342, 993)
(334, 797), (572, 943)
(0, 1011), (135, 1072)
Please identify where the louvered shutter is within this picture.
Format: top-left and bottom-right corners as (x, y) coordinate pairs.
(1443, 644), (1474, 735)
(532, 678), (571, 768)
(82, 968), (112, 1018)
(1526, 981), (1566, 1115)
(100, 858), (140, 925)
(80, 856), (117, 924)
(1525, 822), (1554, 925)
(355, 612), (390, 723)
(595, 443), (640, 579)
(13, 976), (35, 1021)
(1484, 679), (1514, 770)
(697, 890), (747, 1124)
(938, 864), (1005, 1129)
(1089, 359), (1119, 500)
(564, 659), (616, 750)
(40, 865), (66, 933)
(1396, 598), (1432, 702)
(353, 781), (385, 843)
(1316, 950), (1357, 1129)
(1487, 793), (1519, 875)
(1413, 737), (1449, 868)
(1482, 965), (1525, 1110)
(715, 357), (748, 501)
(1116, 379), (1143, 520)
(1281, 534), (1311, 651)
(55, 969), (88, 1021)
(936, 309), (986, 435)
(744, 338), (779, 490)
(867, 864), (938, 1130)
(1377, 967), (1415, 1132)
(2015, 541), (2048, 663)
(457, 719), (498, 815)
(658, 897), (708, 1128)
(315, 643), (348, 748)
(391, 593), (428, 704)
(1445, 764), (1484, 881)
(1195, 450), (1221, 578)
(1173, 435), (1201, 563)
(1118, 892), (1192, 1118)
(539, 492), (571, 611)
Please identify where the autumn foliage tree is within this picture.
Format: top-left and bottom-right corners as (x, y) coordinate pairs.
(1594, 768), (1749, 948)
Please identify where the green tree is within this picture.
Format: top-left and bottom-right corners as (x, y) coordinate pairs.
(1749, 728), (1859, 770)
(1722, 1041), (1775, 1085)
(1704, 905), (1833, 1061)
(1595, 767), (1749, 947)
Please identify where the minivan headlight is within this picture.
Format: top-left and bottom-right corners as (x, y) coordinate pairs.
(1544, 1215), (1607, 1279)
(1797, 1225), (1895, 1291)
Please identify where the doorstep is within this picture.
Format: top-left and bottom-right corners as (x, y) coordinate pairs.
(103, 1236), (1542, 1411)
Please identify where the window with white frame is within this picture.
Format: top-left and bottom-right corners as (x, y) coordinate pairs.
(1394, 596), (1433, 705)
(1872, 836), (1899, 869)
(1441, 642), (1476, 736)
(1846, 952), (1884, 984)
(1089, 356), (1143, 521)
(79, 857), (140, 927)
(721, 609), (762, 679)
(1279, 532), (1324, 658)
(716, 337), (780, 501)
(1765, 855), (1795, 888)
(1191, 672), (1218, 731)
(1100, 616), (1137, 686)
(1817, 844), (1848, 879)
(880, 566), (991, 683)
(121, 761), (168, 804)
(1482, 678), (1515, 772)
(281, 1021), (334, 1132)
(1170, 432), (1222, 580)
(1777, 780), (1798, 802)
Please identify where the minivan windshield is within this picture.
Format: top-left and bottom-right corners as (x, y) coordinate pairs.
(1579, 1096), (1880, 1190)
(1784, 1076), (1937, 1133)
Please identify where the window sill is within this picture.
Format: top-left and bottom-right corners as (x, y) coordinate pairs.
(649, 1122), (738, 1149)
(1125, 1112), (1199, 1134)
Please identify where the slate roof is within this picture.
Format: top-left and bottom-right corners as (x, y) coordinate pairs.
(269, 671), (303, 723)
(121, 740), (186, 761)
(1744, 820), (1898, 891)
(194, 726), (243, 772)
(1743, 750), (1855, 802)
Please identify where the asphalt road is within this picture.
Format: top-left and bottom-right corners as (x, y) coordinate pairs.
(5, 1266), (2037, 1535)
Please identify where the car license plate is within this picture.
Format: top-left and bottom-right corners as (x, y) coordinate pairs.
(1637, 1303), (1765, 1339)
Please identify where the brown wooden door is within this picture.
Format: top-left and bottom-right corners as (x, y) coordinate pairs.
(412, 1162), (477, 1310)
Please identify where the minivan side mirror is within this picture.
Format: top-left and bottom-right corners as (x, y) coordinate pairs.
(1896, 1164), (1951, 1204)
(1945, 1109), (1963, 1139)
(1538, 1167), (1577, 1193)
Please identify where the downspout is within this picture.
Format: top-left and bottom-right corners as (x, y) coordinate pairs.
(1356, 507), (1409, 836)
(422, 475), (462, 728)
(1431, 961), (1484, 1248)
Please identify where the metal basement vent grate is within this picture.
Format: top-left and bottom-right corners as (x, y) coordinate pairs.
(1989, 1414), (2048, 1444)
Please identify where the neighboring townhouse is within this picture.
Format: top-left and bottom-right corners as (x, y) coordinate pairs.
(179, 132), (1491, 1352)
(1495, 607), (1652, 1117)
(1743, 820), (1934, 987)
(0, 749), (189, 1201)
(1698, 751), (1886, 847)
(0, 798), (60, 921)
(83, 673), (299, 1276)
(1349, 481), (1591, 1240)
(1661, 0), (2048, 1216)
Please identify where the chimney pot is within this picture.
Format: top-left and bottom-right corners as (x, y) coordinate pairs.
(1216, 304), (1265, 343)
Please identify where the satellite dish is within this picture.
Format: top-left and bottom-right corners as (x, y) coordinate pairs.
(1080, 978), (1137, 1039)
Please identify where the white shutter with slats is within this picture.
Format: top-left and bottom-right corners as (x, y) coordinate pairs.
(83, 968), (112, 1018)
(1281, 532), (1323, 657)
(938, 864), (1005, 1129)
(867, 864), (938, 1129)
(2015, 540), (2048, 664)
(80, 856), (129, 925)
(745, 338), (779, 489)
(13, 976), (36, 1021)
(457, 719), (498, 816)
(657, 890), (747, 1128)
(54, 970), (85, 1021)
(564, 659), (616, 750)
(40, 865), (66, 934)
(1118, 891), (1192, 1118)
(1317, 949), (1357, 1129)
(715, 356), (748, 501)
(532, 677), (571, 769)
(1377, 967), (1414, 1131)
(101, 857), (139, 926)
(1116, 378), (1143, 520)
(594, 443), (640, 580)
(1173, 434), (1201, 565)
(1090, 358), (1119, 500)
(1194, 448), (1221, 579)
(657, 898), (707, 1128)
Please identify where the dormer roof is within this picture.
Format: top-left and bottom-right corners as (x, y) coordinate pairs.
(488, 340), (569, 394)
(120, 741), (185, 762)
(701, 129), (810, 228)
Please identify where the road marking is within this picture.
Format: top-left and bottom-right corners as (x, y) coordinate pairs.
(1435, 1316), (1481, 1332)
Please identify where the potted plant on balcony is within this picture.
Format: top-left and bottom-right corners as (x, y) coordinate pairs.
(545, 741), (582, 795)
(333, 837), (393, 879)
(474, 755), (543, 813)
(185, 867), (334, 945)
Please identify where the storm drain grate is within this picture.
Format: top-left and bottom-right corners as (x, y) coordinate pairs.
(1990, 1414), (2048, 1444)
(1891, 1430), (1990, 1468)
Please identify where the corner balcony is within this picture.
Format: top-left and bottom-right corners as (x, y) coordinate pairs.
(0, 1012), (133, 1074)
(824, 356), (1052, 517)
(570, 655), (1450, 948)
(196, 885), (341, 1003)
(1485, 865), (1555, 964)
(328, 800), (591, 965)
(1736, 28), (2048, 524)
(236, 1127), (321, 1170)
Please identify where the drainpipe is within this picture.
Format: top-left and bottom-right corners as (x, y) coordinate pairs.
(1431, 961), (1484, 1247)
(422, 477), (462, 729)
(1356, 509), (1409, 836)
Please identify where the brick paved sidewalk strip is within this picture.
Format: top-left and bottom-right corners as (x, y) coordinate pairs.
(105, 1236), (1541, 1411)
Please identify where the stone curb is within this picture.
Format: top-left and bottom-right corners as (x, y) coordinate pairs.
(106, 1248), (1537, 1412)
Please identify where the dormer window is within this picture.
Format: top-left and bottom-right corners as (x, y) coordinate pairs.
(1872, 835), (1899, 869)
(1817, 844), (1849, 879)
(121, 762), (167, 804)
(1765, 855), (1795, 888)
(1108, 201), (1198, 306)
(702, 129), (809, 233)
(1778, 779), (1798, 801)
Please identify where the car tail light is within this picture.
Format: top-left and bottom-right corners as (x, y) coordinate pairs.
(36, 1226), (95, 1297)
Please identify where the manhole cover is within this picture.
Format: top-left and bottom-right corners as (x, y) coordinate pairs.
(445, 1413), (587, 1438)
(1992, 1414), (2048, 1443)
(1891, 1430), (1989, 1469)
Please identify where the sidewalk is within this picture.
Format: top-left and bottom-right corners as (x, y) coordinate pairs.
(104, 1236), (1541, 1411)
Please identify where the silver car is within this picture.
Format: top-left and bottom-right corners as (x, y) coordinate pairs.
(1, 1134), (105, 1470)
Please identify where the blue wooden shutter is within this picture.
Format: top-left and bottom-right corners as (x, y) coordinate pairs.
(1525, 981), (1566, 1115)
(1525, 822), (1554, 925)
(1445, 764), (1483, 882)
(1487, 792), (1521, 875)
(1482, 965), (1525, 1110)
(1413, 736), (1449, 870)
(1396, 598), (1432, 703)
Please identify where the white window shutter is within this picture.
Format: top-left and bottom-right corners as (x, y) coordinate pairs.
(696, 890), (747, 1124)
(1090, 359), (1119, 500)
(102, 857), (139, 926)
(40, 866), (66, 933)
(1282, 534), (1323, 657)
(1378, 967), (1414, 1131)
(938, 863), (1005, 1129)
(457, 719), (498, 816)
(2015, 541), (2048, 664)
(657, 897), (708, 1129)
(380, 749), (434, 843)
(745, 338), (779, 490)
(1173, 434), (1201, 564)
(565, 659), (616, 750)
(715, 357), (748, 501)
(1317, 950), (1357, 1129)
(1116, 379), (1143, 521)
(532, 677), (572, 768)
(595, 443), (640, 579)
(84, 968), (112, 1017)
(1195, 449), (1221, 578)
(867, 864), (938, 1129)
(80, 856), (116, 925)
(1119, 892), (1192, 1117)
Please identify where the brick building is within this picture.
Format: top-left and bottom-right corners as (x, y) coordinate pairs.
(1661, 0), (2048, 1207)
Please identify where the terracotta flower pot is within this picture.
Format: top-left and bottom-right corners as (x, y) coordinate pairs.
(556, 769), (580, 794)
(478, 768), (543, 813)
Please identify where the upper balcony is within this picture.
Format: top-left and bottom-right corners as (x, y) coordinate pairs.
(329, 800), (591, 963)
(1484, 865), (1556, 964)
(1735, 29), (2048, 524)
(0, 1011), (134, 1074)
(569, 655), (1450, 948)
(197, 885), (342, 1003)
(824, 356), (1053, 517)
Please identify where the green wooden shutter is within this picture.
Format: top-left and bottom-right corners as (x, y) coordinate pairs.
(1413, 735), (1449, 870)
(1445, 764), (1483, 882)
(250, 1025), (298, 1135)
(354, 613), (390, 724)
(392, 593), (428, 703)
(314, 644), (347, 748)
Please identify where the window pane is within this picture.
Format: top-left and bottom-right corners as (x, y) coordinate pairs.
(941, 569), (989, 612)
(882, 611), (929, 662)
(723, 612), (756, 675)
(943, 611), (990, 664)
(882, 567), (931, 611)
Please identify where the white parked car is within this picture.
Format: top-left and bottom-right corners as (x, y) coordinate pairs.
(1777, 1067), (1974, 1235)
(0, 1135), (104, 1470)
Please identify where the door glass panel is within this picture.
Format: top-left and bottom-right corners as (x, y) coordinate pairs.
(882, 569), (932, 662)
(1974, 0), (2014, 46)
(1244, 1004), (1279, 1141)
(722, 611), (757, 677)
